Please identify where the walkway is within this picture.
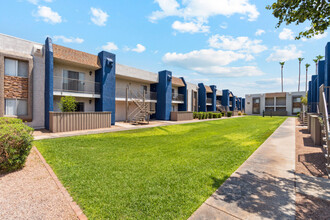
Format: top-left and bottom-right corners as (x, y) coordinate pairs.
(34, 116), (242, 140)
(190, 117), (297, 220)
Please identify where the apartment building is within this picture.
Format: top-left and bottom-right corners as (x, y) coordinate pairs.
(245, 92), (305, 116)
(0, 33), (244, 131)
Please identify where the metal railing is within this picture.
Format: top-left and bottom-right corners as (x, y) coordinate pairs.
(172, 93), (184, 102)
(216, 100), (221, 106)
(53, 76), (100, 95)
(116, 87), (157, 101)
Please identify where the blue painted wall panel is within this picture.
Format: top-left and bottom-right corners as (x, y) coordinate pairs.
(95, 51), (116, 125)
(209, 85), (217, 112)
(178, 77), (187, 111)
(317, 60), (325, 102)
(156, 70), (172, 120)
(221, 89), (229, 110)
(198, 83), (206, 112)
(44, 37), (54, 130)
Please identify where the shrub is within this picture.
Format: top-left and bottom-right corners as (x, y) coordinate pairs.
(213, 113), (217, 118)
(227, 111), (233, 117)
(59, 96), (77, 112)
(0, 118), (34, 173)
(243, 113), (247, 115)
(203, 112), (207, 119)
(297, 112), (300, 118)
(238, 111), (242, 116)
(193, 112), (198, 119)
(198, 112), (203, 120)
(221, 112), (225, 116)
(208, 112), (213, 119)
(218, 113), (222, 118)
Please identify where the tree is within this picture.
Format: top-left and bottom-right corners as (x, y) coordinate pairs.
(316, 55), (324, 61)
(313, 58), (319, 74)
(266, 1), (330, 39)
(305, 63), (311, 92)
(59, 96), (77, 112)
(280, 62), (285, 92)
(298, 57), (304, 92)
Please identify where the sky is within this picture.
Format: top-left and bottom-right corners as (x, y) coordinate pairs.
(1, 0), (329, 97)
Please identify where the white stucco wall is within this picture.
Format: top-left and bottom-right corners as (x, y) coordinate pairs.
(53, 96), (95, 112)
(245, 94), (264, 115)
(186, 82), (199, 112)
(0, 33), (45, 129)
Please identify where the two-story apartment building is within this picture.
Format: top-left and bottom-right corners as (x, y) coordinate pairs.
(0, 33), (244, 131)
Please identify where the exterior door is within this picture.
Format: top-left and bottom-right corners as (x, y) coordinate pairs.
(252, 98), (260, 114)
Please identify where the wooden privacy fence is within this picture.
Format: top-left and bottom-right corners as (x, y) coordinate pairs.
(49, 112), (112, 133)
(170, 111), (193, 121)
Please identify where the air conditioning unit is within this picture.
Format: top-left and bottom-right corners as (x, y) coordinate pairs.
(33, 45), (43, 57)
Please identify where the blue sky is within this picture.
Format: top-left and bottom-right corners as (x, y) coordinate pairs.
(1, 0), (329, 97)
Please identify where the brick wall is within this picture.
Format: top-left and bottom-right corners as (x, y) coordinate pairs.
(4, 75), (28, 99)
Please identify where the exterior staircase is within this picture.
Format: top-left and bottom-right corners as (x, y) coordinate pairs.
(127, 88), (155, 124)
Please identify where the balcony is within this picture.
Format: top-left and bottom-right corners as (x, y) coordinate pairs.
(116, 88), (157, 102)
(206, 98), (212, 105)
(172, 93), (184, 103)
(53, 76), (100, 98)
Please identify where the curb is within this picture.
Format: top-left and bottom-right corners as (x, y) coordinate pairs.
(34, 146), (88, 220)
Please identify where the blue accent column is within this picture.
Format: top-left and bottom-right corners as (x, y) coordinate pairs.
(210, 85), (217, 112)
(156, 70), (172, 120)
(317, 60), (325, 102)
(242, 98), (245, 111)
(178, 77), (187, 111)
(311, 75), (318, 112)
(325, 43), (330, 103)
(230, 95), (236, 111)
(95, 51), (116, 125)
(307, 81), (312, 111)
(222, 89), (230, 111)
(198, 83), (206, 112)
(44, 37), (54, 130)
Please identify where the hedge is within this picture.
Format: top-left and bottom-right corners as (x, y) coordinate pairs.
(0, 117), (34, 172)
(227, 111), (233, 117)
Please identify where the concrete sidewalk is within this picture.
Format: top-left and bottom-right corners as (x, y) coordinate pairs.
(34, 116), (242, 140)
(190, 117), (296, 220)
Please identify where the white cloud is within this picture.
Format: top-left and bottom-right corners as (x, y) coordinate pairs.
(102, 42), (118, 51)
(220, 22), (228, 29)
(90, 7), (108, 26)
(27, 0), (52, 4)
(267, 45), (303, 62)
(172, 21), (209, 33)
(35, 6), (62, 24)
(53, 36), (84, 44)
(162, 49), (264, 77)
(255, 29), (265, 36)
(279, 28), (294, 40)
(150, 0), (259, 22)
(131, 44), (146, 53)
(208, 35), (267, 54)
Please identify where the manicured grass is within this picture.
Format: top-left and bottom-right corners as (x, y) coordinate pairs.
(35, 116), (286, 219)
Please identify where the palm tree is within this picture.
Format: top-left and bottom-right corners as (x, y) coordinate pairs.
(313, 58), (318, 75)
(315, 55), (325, 75)
(298, 58), (304, 92)
(305, 63), (311, 92)
(279, 62), (285, 92)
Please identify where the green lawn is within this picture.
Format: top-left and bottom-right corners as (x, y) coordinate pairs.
(35, 116), (286, 219)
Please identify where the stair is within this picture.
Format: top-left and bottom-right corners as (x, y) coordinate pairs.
(127, 88), (153, 125)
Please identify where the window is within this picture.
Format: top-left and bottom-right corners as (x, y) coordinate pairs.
(5, 99), (27, 116)
(4, 58), (28, 77)
(141, 85), (148, 94)
(75, 102), (85, 112)
(293, 97), (301, 103)
(63, 70), (85, 92)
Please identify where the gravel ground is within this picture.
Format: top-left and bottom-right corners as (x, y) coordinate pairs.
(0, 147), (77, 220)
(295, 119), (330, 220)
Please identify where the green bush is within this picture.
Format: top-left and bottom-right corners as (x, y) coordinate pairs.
(218, 113), (222, 118)
(0, 118), (34, 173)
(198, 112), (203, 120)
(207, 112), (213, 119)
(227, 111), (233, 117)
(238, 111), (242, 116)
(59, 96), (77, 112)
(243, 113), (247, 115)
(212, 113), (217, 118)
(297, 112), (300, 118)
(221, 112), (225, 116)
(193, 112), (198, 119)
(202, 112), (206, 119)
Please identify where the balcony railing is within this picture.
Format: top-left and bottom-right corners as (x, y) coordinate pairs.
(207, 98), (212, 104)
(116, 87), (157, 101)
(172, 93), (184, 102)
(53, 76), (100, 95)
